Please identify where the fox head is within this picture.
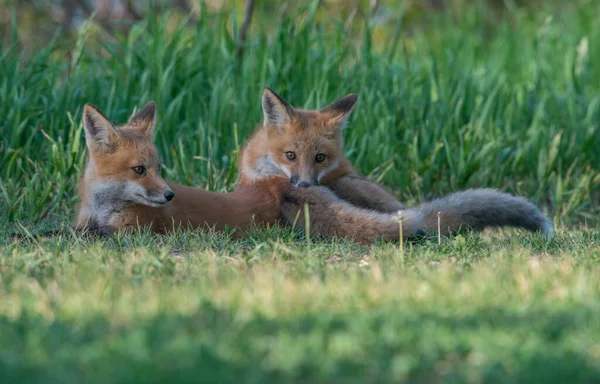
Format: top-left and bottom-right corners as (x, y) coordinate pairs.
(82, 101), (174, 207)
(257, 88), (357, 187)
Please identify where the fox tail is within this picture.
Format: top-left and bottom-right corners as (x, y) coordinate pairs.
(406, 188), (554, 238)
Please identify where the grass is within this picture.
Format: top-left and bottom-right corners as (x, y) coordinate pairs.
(2, 230), (600, 382)
(2, 2), (600, 225)
(1, 1), (600, 382)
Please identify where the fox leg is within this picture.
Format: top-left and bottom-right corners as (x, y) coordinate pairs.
(324, 173), (405, 213)
(280, 186), (424, 244)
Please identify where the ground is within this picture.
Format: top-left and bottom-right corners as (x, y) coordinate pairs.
(1, 228), (599, 382)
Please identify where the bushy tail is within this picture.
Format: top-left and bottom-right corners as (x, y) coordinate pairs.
(280, 186), (425, 244)
(407, 188), (554, 238)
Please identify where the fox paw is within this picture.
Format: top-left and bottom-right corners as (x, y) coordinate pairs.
(280, 187), (338, 225)
(280, 190), (314, 221)
(282, 192), (298, 205)
(283, 187), (337, 206)
(280, 195), (305, 226)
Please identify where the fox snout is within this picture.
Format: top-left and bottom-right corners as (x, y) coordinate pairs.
(290, 176), (318, 188)
(149, 186), (175, 205)
(133, 182), (175, 207)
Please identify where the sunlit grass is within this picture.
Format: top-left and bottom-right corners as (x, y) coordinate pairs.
(1, 229), (600, 382)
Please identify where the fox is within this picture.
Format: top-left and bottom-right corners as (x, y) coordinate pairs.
(239, 88), (554, 238)
(74, 101), (425, 243)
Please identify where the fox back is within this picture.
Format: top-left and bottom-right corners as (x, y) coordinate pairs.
(240, 88), (357, 188)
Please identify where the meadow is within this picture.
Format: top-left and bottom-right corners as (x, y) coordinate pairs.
(1, 1), (600, 382)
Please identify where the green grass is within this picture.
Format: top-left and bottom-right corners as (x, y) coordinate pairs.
(2, 2), (600, 225)
(2, 1), (600, 382)
(1, 230), (600, 382)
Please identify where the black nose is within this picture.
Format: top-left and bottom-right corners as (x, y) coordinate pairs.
(164, 190), (175, 201)
(297, 182), (312, 188)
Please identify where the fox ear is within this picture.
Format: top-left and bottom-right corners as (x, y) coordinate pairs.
(320, 94), (358, 129)
(83, 104), (119, 153)
(127, 101), (156, 136)
(262, 88), (295, 128)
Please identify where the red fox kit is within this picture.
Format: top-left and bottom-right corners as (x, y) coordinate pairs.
(240, 88), (554, 238)
(75, 101), (424, 243)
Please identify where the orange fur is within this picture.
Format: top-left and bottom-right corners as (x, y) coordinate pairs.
(76, 102), (288, 236)
(239, 88), (554, 238)
(239, 88), (405, 213)
(76, 102), (423, 244)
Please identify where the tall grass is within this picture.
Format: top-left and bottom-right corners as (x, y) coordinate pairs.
(1, 2), (599, 228)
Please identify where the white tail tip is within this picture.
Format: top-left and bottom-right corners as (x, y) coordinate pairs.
(541, 219), (555, 240)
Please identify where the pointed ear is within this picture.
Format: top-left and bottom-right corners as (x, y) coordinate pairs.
(320, 94), (358, 128)
(127, 101), (156, 136)
(83, 104), (119, 153)
(262, 88), (296, 128)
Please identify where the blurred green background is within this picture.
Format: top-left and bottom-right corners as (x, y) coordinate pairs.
(1, 0), (599, 228)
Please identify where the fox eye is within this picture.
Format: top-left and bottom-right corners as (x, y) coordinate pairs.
(285, 151), (296, 161)
(132, 166), (146, 175)
(315, 153), (326, 163)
